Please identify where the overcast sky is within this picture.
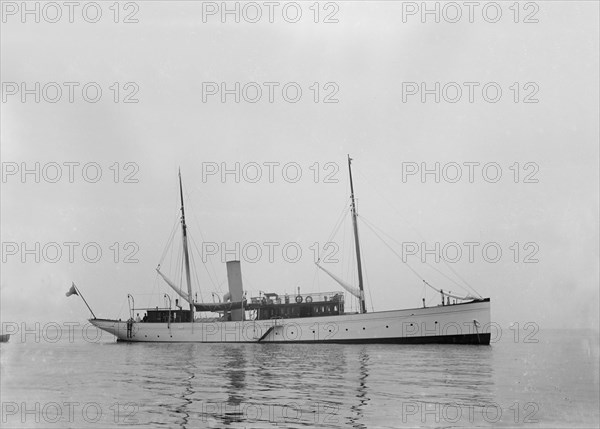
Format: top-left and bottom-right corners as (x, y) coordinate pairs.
(1, 1), (598, 331)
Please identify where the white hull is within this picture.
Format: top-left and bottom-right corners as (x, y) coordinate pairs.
(90, 299), (491, 345)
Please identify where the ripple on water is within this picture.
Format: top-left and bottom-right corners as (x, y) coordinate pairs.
(1, 330), (598, 428)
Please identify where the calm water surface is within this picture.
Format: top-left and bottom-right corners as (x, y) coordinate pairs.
(1, 328), (598, 428)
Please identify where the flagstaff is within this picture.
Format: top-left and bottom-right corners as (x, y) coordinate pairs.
(66, 282), (97, 319)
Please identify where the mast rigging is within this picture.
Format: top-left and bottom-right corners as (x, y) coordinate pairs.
(348, 155), (367, 314)
(179, 169), (195, 320)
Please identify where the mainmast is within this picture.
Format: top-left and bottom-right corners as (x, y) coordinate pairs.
(348, 155), (367, 314)
(179, 169), (194, 320)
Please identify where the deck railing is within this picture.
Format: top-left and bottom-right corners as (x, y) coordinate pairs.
(249, 291), (344, 305)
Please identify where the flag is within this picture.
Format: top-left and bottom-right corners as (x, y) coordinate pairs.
(66, 283), (78, 297)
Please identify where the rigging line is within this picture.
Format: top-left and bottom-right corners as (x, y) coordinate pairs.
(167, 232), (175, 281)
(328, 197), (350, 239)
(359, 215), (426, 283)
(314, 206), (348, 293)
(350, 244), (358, 313)
(359, 214), (477, 297)
(116, 296), (126, 320)
(355, 167), (479, 295)
(441, 260), (482, 299)
(166, 215), (181, 285)
(317, 197), (351, 285)
(162, 195), (184, 268)
(312, 262), (321, 291)
(187, 242), (197, 302)
(362, 214), (472, 298)
(361, 217), (468, 292)
(420, 282), (438, 307)
(176, 238), (183, 293)
(159, 208), (181, 267)
(325, 197), (352, 244)
(189, 234), (221, 293)
(177, 177), (213, 302)
(163, 224), (177, 271)
(188, 245), (204, 304)
(184, 194), (223, 295)
(361, 244), (375, 313)
(345, 213), (358, 313)
(437, 248), (481, 297)
(194, 231), (222, 294)
(341, 166), (354, 311)
(133, 292), (176, 296)
(147, 274), (160, 309)
(326, 209), (349, 252)
(352, 204), (374, 312)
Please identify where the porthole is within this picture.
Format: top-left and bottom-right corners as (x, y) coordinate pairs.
(386, 325), (389, 328)
(362, 327), (365, 330)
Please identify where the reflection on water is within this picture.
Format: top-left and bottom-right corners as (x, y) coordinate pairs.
(348, 347), (370, 429)
(221, 345), (247, 425)
(2, 330), (598, 428)
(175, 345), (196, 428)
(135, 343), (494, 428)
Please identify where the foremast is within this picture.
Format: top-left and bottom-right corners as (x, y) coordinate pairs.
(348, 155), (367, 314)
(179, 169), (194, 320)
